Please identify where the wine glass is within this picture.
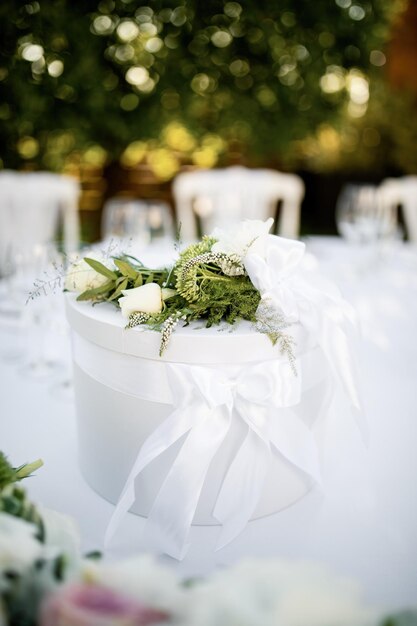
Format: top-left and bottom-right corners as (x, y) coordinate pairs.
(0, 242), (46, 362)
(336, 184), (383, 245)
(101, 198), (175, 249)
(336, 184), (400, 274)
(18, 242), (67, 379)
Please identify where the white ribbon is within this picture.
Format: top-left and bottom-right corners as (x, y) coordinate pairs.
(105, 358), (326, 560)
(244, 235), (366, 440)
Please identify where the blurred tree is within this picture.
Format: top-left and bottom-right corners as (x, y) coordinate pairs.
(0, 0), (409, 177)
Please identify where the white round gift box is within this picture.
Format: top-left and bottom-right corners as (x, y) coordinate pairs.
(66, 293), (326, 526)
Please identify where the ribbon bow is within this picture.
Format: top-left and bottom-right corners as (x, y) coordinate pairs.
(105, 358), (323, 560)
(244, 236), (364, 424)
(244, 235), (305, 321)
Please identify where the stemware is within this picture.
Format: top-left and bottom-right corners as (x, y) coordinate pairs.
(336, 185), (379, 244)
(101, 198), (175, 249)
(335, 184), (402, 277)
(336, 184), (399, 245)
(0, 242), (45, 362)
(18, 242), (66, 379)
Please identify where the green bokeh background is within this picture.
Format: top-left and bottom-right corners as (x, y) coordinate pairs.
(0, 0), (413, 175)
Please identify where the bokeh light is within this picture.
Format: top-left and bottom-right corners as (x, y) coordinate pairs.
(0, 0), (412, 179)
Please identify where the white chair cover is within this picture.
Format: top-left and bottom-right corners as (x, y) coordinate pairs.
(379, 176), (417, 242)
(172, 166), (304, 240)
(0, 171), (80, 272)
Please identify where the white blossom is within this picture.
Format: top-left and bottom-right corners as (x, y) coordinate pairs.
(39, 506), (81, 569)
(211, 218), (274, 260)
(0, 513), (43, 583)
(119, 283), (163, 318)
(64, 254), (110, 293)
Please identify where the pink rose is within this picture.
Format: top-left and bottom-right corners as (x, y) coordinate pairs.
(40, 584), (170, 626)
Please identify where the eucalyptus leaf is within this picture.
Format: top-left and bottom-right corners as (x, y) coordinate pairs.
(108, 277), (128, 301)
(114, 258), (138, 279)
(76, 280), (115, 301)
(84, 258), (118, 280)
(134, 273), (143, 287)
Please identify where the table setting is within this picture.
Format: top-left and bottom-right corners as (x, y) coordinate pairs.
(1, 1), (417, 622)
(0, 206), (417, 626)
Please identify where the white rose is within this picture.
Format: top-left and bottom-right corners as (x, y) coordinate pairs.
(211, 218), (274, 259)
(64, 256), (109, 293)
(119, 283), (163, 318)
(39, 506), (81, 569)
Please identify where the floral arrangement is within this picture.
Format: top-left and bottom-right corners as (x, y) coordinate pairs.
(3, 451), (415, 626)
(64, 219), (295, 361)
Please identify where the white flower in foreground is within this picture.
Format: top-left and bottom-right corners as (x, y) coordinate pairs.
(82, 554), (185, 615)
(0, 513), (43, 581)
(211, 218), (274, 259)
(39, 506), (81, 570)
(119, 283), (163, 318)
(64, 255), (110, 293)
(183, 559), (376, 626)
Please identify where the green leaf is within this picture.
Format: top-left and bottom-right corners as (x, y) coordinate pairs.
(76, 280), (115, 301)
(134, 273), (143, 287)
(108, 277), (128, 301)
(145, 272), (154, 284)
(114, 258), (138, 279)
(14, 459), (43, 481)
(84, 258), (118, 280)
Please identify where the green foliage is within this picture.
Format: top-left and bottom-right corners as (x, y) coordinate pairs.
(77, 243), (261, 353)
(191, 272), (261, 327)
(381, 611), (417, 626)
(174, 248), (259, 323)
(0, 453), (43, 491)
(0, 0), (407, 173)
(0, 484), (44, 541)
(0, 454), (45, 539)
(176, 237), (216, 267)
(0, 452), (68, 626)
(0, 452), (15, 490)
(76, 256), (169, 303)
(83, 258), (118, 280)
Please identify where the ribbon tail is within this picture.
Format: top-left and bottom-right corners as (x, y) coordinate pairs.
(268, 409), (322, 487)
(144, 406), (232, 560)
(104, 405), (197, 547)
(297, 284), (368, 445)
(214, 427), (271, 550)
(315, 311), (368, 444)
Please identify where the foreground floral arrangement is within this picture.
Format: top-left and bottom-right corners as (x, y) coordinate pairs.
(64, 219), (295, 361)
(1, 451), (416, 626)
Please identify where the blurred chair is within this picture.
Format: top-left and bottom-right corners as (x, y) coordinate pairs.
(172, 166), (304, 240)
(0, 171), (80, 275)
(379, 176), (417, 242)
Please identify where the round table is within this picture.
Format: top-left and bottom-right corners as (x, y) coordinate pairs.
(0, 237), (416, 611)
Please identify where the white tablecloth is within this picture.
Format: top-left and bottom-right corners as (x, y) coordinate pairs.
(0, 237), (416, 611)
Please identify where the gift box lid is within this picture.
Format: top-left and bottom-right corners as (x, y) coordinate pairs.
(65, 293), (315, 365)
